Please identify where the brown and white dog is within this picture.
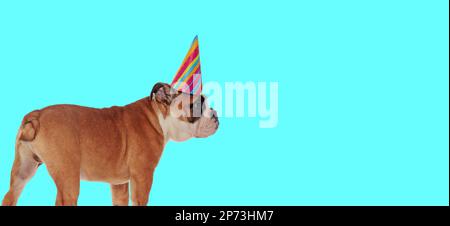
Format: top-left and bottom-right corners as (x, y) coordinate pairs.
(2, 82), (219, 206)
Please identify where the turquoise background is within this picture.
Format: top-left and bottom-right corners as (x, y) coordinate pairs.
(0, 0), (448, 206)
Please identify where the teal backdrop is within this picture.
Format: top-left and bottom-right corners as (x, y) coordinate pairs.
(0, 0), (448, 206)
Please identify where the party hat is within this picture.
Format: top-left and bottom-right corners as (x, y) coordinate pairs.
(170, 36), (202, 96)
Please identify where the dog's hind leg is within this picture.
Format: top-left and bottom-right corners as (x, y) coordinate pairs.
(2, 141), (41, 206)
(46, 165), (80, 206)
(45, 153), (81, 206)
(111, 182), (129, 206)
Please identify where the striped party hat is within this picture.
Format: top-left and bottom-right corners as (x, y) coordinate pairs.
(170, 36), (202, 96)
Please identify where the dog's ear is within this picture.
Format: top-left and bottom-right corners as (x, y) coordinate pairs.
(151, 82), (175, 105)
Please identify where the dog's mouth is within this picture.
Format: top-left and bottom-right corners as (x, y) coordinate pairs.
(194, 110), (219, 138)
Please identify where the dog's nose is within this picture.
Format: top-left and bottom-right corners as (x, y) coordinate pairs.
(210, 108), (218, 122)
(210, 108), (219, 129)
(210, 108), (217, 118)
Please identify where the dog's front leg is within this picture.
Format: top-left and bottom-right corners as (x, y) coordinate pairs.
(111, 183), (129, 206)
(130, 169), (154, 206)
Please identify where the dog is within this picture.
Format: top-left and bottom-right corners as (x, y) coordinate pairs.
(2, 82), (219, 206)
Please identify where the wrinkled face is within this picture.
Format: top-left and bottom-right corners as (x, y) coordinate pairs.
(151, 83), (219, 142)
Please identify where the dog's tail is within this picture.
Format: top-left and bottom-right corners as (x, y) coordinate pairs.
(19, 110), (41, 142)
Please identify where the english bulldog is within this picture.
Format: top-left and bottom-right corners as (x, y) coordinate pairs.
(2, 82), (219, 206)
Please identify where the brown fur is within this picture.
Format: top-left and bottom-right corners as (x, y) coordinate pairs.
(3, 97), (169, 206)
(2, 82), (218, 206)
